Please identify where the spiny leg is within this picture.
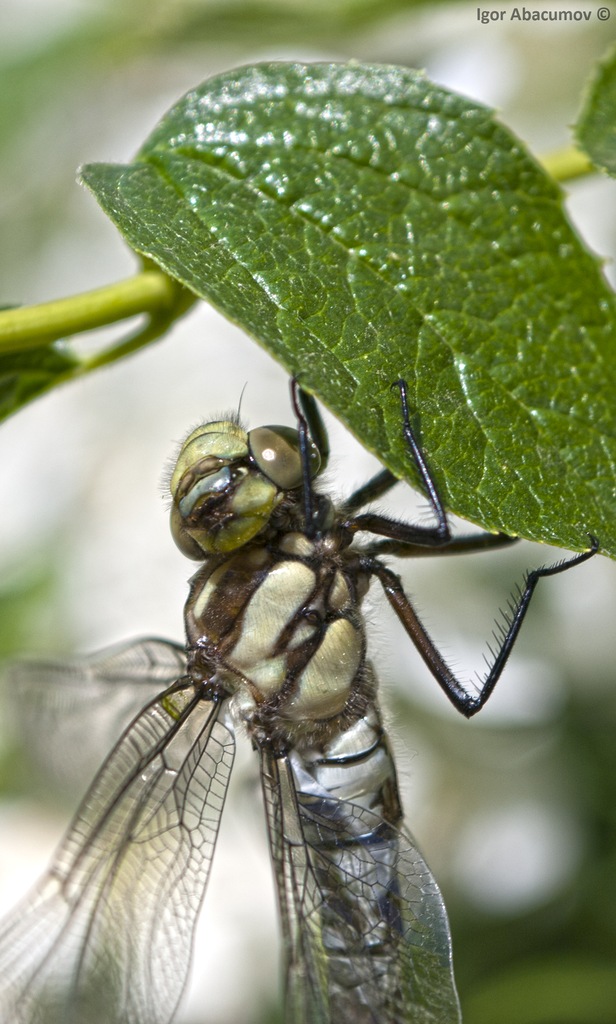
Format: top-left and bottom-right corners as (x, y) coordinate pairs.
(363, 537), (599, 717)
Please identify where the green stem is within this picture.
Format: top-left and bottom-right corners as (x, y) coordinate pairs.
(0, 270), (185, 351)
(72, 287), (196, 375)
(540, 146), (595, 183)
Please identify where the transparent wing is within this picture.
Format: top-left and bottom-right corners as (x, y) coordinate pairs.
(261, 748), (461, 1024)
(0, 677), (235, 1024)
(1, 638), (187, 786)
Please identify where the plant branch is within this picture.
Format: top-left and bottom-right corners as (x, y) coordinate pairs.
(540, 145), (595, 183)
(71, 287), (196, 376)
(0, 270), (191, 352)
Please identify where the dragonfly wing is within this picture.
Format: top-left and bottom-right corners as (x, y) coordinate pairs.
(0, 682), (235, 1024)
(2, 638), (187, 787)
(260, 747), (461, 1024)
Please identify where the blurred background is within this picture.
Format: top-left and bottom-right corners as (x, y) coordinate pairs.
(0, 1), (615, 1022)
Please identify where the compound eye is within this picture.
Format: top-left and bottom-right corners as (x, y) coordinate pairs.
(248, 425), (320, 490)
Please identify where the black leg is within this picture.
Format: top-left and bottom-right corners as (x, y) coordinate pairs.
(345, 380), (521, 553)
(363, 531), (520, 559)
(290, 380), (317, 537)
(342, 468), (399, 515)
(344, 379), (451, 546)
(362, 537), (599, 718)
(297, 387), (330, 473)
(391, 379), (449, 540)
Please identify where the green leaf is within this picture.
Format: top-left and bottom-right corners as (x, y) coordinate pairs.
(576, 43), (616, 176)
(0, 346), (77, 420)
(81, 61), (616, 558)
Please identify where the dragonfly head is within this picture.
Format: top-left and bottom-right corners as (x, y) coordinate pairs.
(170, 419), (320, 557)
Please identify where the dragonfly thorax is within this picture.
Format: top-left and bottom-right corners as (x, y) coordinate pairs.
(185, 536), (373, 749)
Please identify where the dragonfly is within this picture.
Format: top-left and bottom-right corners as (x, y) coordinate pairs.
(0, 379), (597, 1024)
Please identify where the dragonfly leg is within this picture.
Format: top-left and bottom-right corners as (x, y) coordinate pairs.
(347, 380), (517, 552)
(294, 385), (330, 472)
(363, 536), (599, 717)
(364, 530), (519, 559)
(389, 378), (449, 540)
(342, 468), (400, 515)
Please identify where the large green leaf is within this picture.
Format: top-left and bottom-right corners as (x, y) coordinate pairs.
(576, 43), (616, 176)
(81, 62), (616, 557)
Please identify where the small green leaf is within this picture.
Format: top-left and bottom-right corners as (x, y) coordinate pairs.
(576, 43), (616, 176)
(82, 62), (616, 557)
(0, 346), (77, 420)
